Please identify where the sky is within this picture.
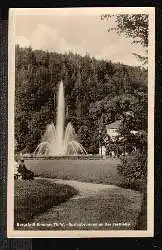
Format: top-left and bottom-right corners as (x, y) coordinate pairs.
(15, 9), (146, 67)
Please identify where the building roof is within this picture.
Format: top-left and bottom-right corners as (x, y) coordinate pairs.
(106, 120), (121, 129)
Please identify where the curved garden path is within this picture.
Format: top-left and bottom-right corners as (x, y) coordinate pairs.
(26, 178), (143, 231)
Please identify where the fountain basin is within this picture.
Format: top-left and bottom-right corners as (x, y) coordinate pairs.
(19, 155), (104, 160)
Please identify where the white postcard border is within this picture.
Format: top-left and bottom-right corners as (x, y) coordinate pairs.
(7, 7), (155, 238)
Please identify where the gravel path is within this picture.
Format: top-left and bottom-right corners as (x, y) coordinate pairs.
(54, 178), (119, 199)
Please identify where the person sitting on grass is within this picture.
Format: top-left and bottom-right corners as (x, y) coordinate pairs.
(18, 159), (34, 180)
(14, 160), (21, 180)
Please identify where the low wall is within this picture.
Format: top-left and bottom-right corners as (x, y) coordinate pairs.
(16, 154), (104, 160)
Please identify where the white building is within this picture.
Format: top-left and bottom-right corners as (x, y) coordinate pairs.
(106, 120), (121, 141)
(99, 119), (138, 157)
(106, 120), (138, 140)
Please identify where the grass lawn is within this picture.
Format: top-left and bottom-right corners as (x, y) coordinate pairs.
(17, 182), (143, 231)
(14, 159), (145, 230)
(25, 158), (122, 186)
(15, 159), (145, 230)
(14, 178), (78, 226)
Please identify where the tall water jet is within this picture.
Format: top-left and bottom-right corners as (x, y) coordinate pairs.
(34, 81), (87, 156)
(56, 81), (65, 155)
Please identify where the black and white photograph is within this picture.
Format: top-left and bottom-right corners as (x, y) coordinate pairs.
(7, 7), (155, 238)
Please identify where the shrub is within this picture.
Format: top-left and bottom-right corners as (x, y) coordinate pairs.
(117, 151), (147, 192)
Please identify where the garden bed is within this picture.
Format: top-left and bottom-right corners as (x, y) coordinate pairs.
(14, 178), (78, 225)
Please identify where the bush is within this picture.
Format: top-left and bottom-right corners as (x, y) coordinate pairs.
(117, 151), (147, 192)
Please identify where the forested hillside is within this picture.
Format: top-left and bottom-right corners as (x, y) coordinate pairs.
(15, 45), (147, 154)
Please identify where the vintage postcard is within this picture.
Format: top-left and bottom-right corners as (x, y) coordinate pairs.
(7, 7), (155, 238)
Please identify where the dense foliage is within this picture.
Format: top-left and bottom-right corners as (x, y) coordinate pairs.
(117, 151), (147, 191)
(15, 45), (147, 155)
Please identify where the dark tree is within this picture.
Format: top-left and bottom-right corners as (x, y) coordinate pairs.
(100, 13), (148, 230)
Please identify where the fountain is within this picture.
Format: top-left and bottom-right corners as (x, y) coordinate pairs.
(34, 81), (87, 156)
